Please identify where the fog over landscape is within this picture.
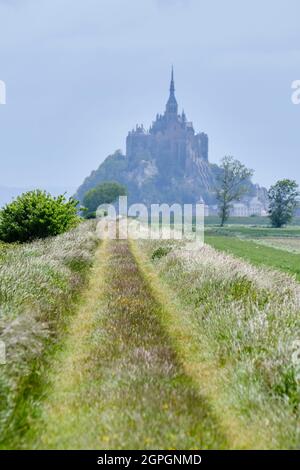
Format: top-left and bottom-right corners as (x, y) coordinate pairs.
(0, 0), (300, 206)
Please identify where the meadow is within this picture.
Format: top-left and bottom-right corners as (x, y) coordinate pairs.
(1, 216), (300, 449)
(139, 235), (300, 448)
(206, 236), (300, 280)
(205, 216), (300, 227)
(205, 216), (300, 279)
(0, 221), (97, 448)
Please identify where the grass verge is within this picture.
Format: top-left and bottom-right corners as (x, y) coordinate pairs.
(205, 225), (300, 238)
(206, 235), (300, 281)
(0, 221), (98, 448)
(136, 238), (300, 448)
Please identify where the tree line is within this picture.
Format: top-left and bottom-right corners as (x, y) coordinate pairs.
(216, 156), (299, 227)
(0, 165), (298, 243)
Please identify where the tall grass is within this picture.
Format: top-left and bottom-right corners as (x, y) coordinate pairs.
(33, 239), (227, 450)
(255, 237), (300, 253)
(141, 239), (300, 448)
(0, 221), (97, 446)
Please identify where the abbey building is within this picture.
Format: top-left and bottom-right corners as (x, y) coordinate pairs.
(126, 68), (209, 174)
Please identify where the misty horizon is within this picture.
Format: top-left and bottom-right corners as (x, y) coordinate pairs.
(0, 0), (299, 193)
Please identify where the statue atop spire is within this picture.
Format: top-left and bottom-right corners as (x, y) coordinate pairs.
(165, 66), (178, 116)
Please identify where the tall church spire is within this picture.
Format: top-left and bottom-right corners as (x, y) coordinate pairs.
(166, 66), (178, 116)
(170, 66), (175, 94)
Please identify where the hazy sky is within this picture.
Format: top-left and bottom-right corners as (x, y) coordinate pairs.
(0, 0), (299, 191)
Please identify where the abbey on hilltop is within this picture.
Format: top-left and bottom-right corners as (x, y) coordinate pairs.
(75, 69), (267, 211)
(126, 68), (209, 171)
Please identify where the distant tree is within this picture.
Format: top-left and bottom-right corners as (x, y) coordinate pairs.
(268, 179), (299, 228)
(216, 156), (254, 226)
(82, 181), (127, 218)
(0, 190), (80, 243)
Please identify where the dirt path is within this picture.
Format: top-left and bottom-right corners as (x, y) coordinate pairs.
(24, 239), (227, 449)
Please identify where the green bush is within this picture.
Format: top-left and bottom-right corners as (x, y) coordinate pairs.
(82, 181), (127, 218)
(0, 190), (80, 243)
(268, 179), (299, 228)
(151, 246), (172, 260)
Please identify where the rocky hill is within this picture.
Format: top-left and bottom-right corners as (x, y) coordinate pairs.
(74, 149), (265, 209)
(75, 70), (266, 210)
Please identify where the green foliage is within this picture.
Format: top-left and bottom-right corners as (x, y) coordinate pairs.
(0, 190), (80, 243)
(216, 156), (254, 226)
(75, 149), (263, 210)
(84, 211), (97, 219)
(74, 150), (128, 202)
(268, 179), (299, 228)
(82, 181), (127, 218)
(274, 367), (300, 410)
(151, 246), (172, 260)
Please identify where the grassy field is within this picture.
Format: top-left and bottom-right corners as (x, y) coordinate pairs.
(204, 215), (300, 280)
(204, 216), (300, 226)
(0, 221), (97, 448)
(1, 219), (300, 449)
(25, 239), (227, 450)
(206, 236), (300, 281)
(13, 234), (300, 449)
(205, 225), (300, 238)
(138, 238), (300, 448)
(255, 237), (300, 253)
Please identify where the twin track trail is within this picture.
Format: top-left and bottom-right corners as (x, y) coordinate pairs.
(25, 239), (227, 449)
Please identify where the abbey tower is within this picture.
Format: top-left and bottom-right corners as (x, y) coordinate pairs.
(126, 68), (209, 174)
(76, 68), (267, 210)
